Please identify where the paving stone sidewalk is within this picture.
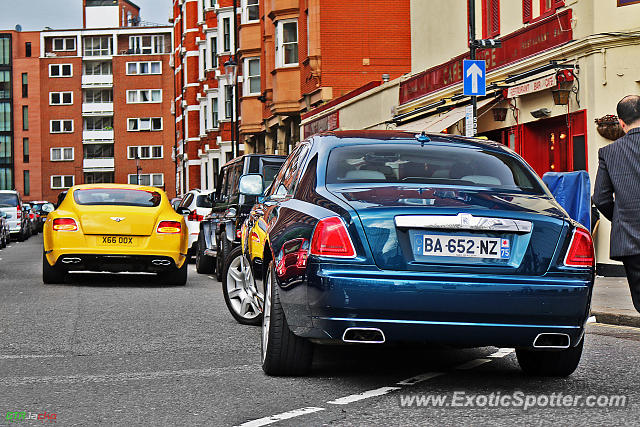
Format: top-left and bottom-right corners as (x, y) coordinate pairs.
(592, 276), (640, 327)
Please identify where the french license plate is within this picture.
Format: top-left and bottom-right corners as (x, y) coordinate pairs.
(97, 236), (137, 246)
(419, 235), (510, 259)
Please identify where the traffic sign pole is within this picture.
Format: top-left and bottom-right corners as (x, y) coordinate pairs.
(469, 0), (477, 136)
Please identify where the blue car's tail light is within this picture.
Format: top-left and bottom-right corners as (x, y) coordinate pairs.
(310, 217), (356, 258)
(563, 227), (594, 268)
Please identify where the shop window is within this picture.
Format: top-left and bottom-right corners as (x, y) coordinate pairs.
(482, 0), (500, 39)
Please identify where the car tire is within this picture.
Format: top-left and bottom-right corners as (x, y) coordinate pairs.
(0, 236), (6, 249)
(516, 336), (584, 377)
(222, 246), (262, 326)
(215, 232), (229, 282)
(195, 232), (215, 274)
(42, 253), (65, 284)
(261, 260), (313, 376)
(162, 260), (188, 286)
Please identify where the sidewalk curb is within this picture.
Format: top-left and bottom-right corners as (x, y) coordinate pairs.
(592, 311), (640, 328)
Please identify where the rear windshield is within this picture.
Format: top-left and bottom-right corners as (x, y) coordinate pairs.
(73, 189), (162, 207)
(196, 194), (212, 208)
(326, 144), (544, 194)
(0, 193), (19, 207)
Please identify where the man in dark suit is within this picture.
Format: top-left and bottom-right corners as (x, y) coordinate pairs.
(593, 95), (640, 313)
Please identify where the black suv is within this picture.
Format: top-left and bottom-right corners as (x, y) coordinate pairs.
(195, 154), (286, 279)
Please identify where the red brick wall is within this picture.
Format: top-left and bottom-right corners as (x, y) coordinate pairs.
(301, 0), (411, 98)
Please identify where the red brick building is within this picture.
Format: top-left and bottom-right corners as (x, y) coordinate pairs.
(173, 0), (411, 193)
(0, 0), (177, 202)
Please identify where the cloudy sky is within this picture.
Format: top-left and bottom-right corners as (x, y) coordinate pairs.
(0, 0), (172, 31)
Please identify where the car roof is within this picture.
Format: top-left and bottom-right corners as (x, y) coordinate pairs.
(311, 130), (510, 154)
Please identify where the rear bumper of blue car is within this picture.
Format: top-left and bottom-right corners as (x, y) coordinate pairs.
(292, 263), (593, 348)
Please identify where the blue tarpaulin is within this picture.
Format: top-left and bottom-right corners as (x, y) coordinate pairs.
(542, 171), (591, 231)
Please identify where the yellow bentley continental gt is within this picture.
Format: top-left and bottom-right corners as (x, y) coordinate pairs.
(43, 184), (188, 285)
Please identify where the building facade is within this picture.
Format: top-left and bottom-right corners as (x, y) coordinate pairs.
(173, 0), (411, 193)
(300, 0), (640, 273)
(0, 0), (176, 202)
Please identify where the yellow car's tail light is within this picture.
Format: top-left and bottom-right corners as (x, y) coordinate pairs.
(157, 220), (181, 234)
(53, 218), (78, 232)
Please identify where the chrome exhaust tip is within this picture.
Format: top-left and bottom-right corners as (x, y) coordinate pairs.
(533, 333), (570, 349)
(61, 257), (81, 264)
(151, 259), (172, 266)
(342, 327), (386, 344)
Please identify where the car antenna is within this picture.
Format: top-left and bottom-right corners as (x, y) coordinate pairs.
(416, 131), (431, 146)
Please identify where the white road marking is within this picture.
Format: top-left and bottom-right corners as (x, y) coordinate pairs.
(236, 407), (325, 427)
(327, 386), (401, 405)
(0, 364), (258, 386)
(455, 358), (492, 370)
(587, 316), (596, 323)
(397, 372), (444, 385)
(488, 348), (514, 358)
(0, 354), (65, 360)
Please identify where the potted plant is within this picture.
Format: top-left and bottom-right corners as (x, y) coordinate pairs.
(595, 115), (625, 141)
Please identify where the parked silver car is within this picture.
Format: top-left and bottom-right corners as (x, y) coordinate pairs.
(0, 190), (28, 241)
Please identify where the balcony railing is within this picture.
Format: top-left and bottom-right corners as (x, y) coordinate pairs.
(83, 158), (115, 170)
(81, 75), (113, 87)
(83, 130), (114, 141)
(82, 103), (114, 115)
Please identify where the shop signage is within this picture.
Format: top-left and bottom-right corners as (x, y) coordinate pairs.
(303, 111), (339, 138)
(617, 0), (640, 6)
(507, 74), (557, 98)
(399, 10), (573, 105)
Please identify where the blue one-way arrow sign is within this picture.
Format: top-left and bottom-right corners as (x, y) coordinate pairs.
(463, 59), (486, 96)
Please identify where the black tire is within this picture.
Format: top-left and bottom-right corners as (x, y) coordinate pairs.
(42, 253), (65, 284)
(261, 260), (313, 376)
(516, 336), (584, 377)
(162, 260), (188, 286)
(216, 232), (230, 282)
(222, 246), (262, 326)
(195, 232), (215, 274)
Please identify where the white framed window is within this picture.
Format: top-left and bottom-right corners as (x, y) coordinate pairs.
(244, 57), (260, 95)
(243, 0), (259, 23)
(127, 145), (163, 159)
(129, 35), (165, 54)
(49, 64), (73, 78)
(126, 89), (162, 104)
(127, 117), (163, 131)
(210, 96), (219, 128)
(223, 17), (231, 52)
(128, 173), (164, 186)
(275, 19), (298, 68)
(83, 36), (112, 56)
(49, 91), (73, 105)
(52, 38), (76, 51)
(126, 61), (162, 75)
(208, 35), (217, 69)
(198, 43), (206, 80)
(51, 175), (74, 189)
(224, 85), (233, 119)
(50, 147), (74, 162)
(50, 120), (74, 133)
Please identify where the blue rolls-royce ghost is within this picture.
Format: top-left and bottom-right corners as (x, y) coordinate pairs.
(236, 130), (595, 377)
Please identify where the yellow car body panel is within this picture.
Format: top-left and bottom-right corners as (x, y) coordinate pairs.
(43, 184), (188, 268)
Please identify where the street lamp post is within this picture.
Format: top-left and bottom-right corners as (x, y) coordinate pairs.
(224, 58), (239, 158)
(135, 152), (141, 185)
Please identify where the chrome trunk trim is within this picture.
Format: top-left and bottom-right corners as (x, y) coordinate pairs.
(394, 214), (532, 233)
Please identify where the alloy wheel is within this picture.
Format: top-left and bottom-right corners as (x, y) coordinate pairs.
(226, 255), (261, 320)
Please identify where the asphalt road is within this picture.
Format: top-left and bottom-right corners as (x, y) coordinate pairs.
(1, 235), (639, 426)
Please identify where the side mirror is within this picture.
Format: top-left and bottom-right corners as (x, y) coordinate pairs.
(207, 192), (218, 207)
(42, 203), (55, 213)
(177, 207), (191, 215)
(239, 174), (264, 196)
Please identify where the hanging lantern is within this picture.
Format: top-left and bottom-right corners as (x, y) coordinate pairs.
(492, 107), (508, 121)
